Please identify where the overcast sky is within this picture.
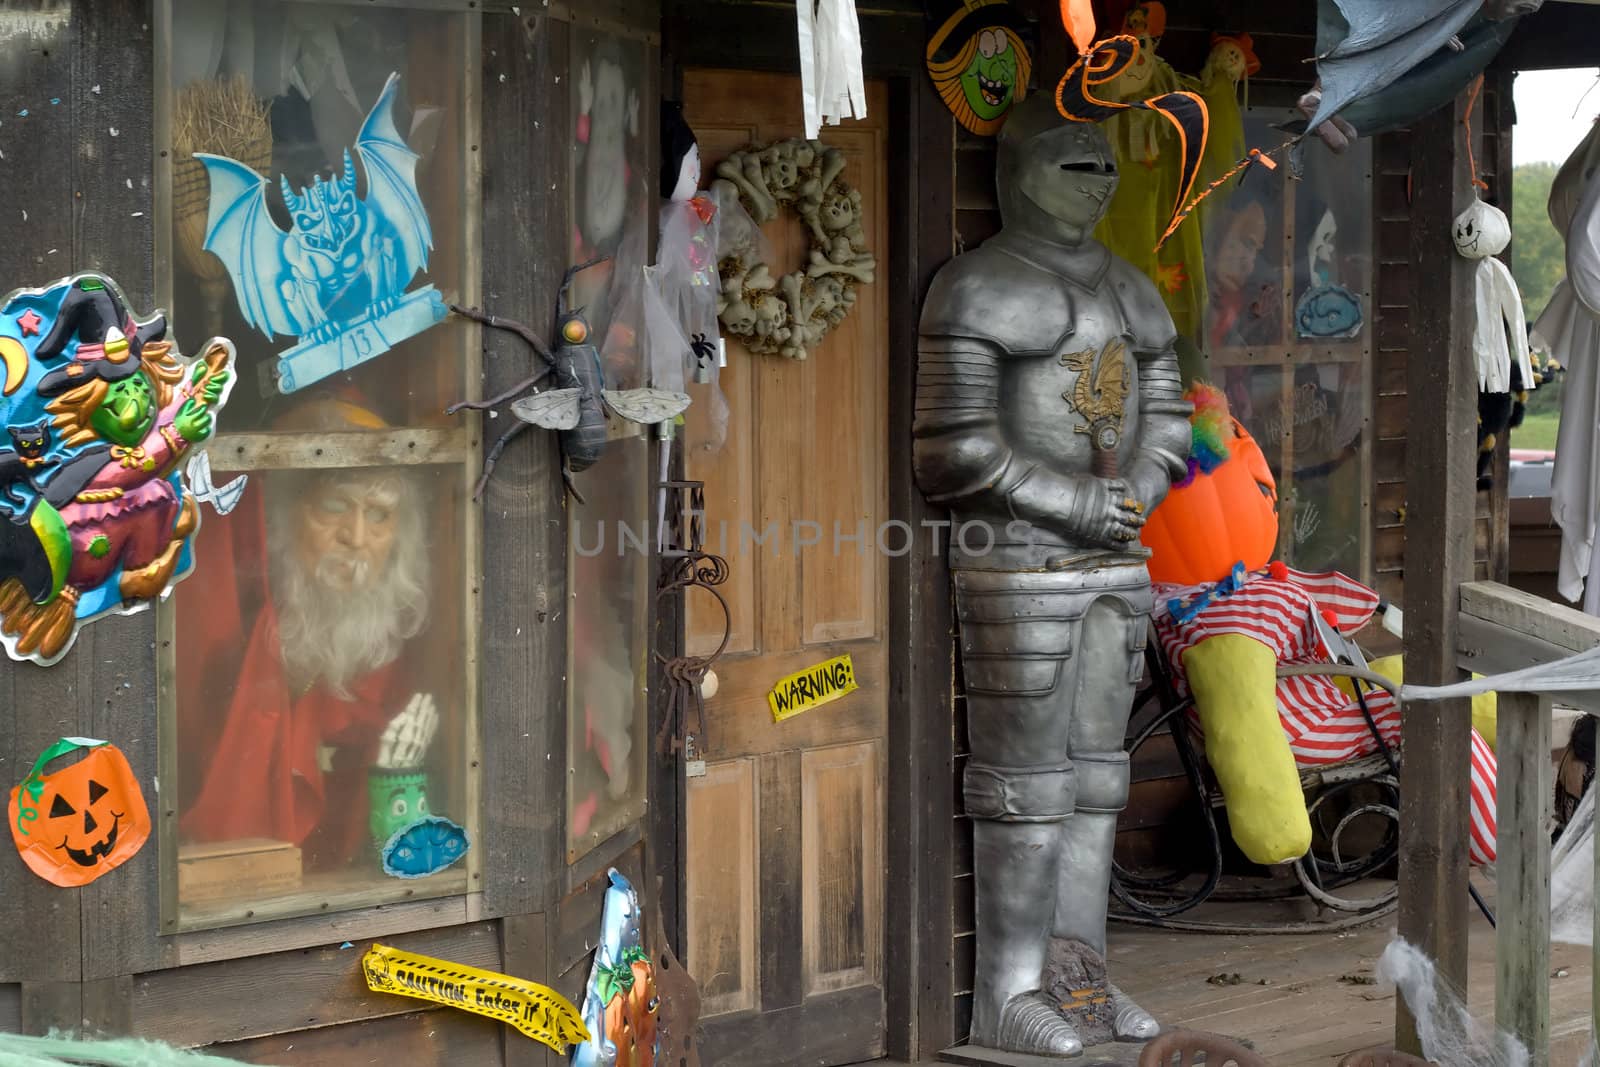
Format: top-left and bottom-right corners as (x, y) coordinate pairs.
(1514, 66), (1600, 166)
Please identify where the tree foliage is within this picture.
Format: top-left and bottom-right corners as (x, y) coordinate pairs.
(1513, 161), (1566, 324)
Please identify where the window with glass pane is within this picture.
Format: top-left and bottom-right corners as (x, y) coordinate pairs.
(564, 22), (653, 862)
(568, 439), (651, 861)
(159, 0), (478, 928)
(1204, 109), (1373, 580)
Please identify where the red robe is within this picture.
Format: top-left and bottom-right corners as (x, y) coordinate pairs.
(175, 489), (404, 870)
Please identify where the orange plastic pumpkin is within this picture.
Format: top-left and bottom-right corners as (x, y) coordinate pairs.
(1141, 415), (1279, 586)
(8, 738), (150, 887)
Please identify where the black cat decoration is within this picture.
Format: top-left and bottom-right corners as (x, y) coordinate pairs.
(1477, 350), (1563, 491)
(0, 421), (51, 508)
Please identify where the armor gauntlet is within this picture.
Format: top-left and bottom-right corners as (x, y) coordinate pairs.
(1127, 345), (1192, 513)
(914, 335), (1107, 543)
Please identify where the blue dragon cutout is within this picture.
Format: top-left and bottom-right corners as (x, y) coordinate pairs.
(380, 814), (470, 879)
(195, 72), (446, 394)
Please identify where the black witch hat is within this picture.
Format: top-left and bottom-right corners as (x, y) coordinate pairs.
(35, 276), (166, 398)
(926, 0), (1032, 67)
(661, 100), (700, 201)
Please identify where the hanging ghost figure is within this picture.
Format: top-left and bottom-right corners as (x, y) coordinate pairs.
(1454, 197), (1533, 395)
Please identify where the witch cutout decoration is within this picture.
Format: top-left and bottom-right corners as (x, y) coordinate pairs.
(196, 72), (446, 394)
(926, 0), (1034, 136)
(0, 272), (237, 665)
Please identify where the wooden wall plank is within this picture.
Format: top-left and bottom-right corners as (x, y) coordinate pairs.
(0, 0), (83, 989)
(208, 1006), (504, 1066)
(73, 0), (164, 981)
(0, 983), (19, 1033)
(1496, 690), (1552, 1066)
(499, 912), (554, 1067)
(478, 5), (569, 920)
(1397, 91), (1479, 1053)
(888, 68), (957, 1062)
(19, 982), (80, 1037)
(129, 922), (502, 1049)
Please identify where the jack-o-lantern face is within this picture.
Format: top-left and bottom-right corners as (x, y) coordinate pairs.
(8, 738), (150, 887)
(601, 951), (659, 1067)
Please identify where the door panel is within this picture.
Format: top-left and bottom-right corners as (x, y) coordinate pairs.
(682, 68), (890, 1066)
(685, 757), (759, 1017)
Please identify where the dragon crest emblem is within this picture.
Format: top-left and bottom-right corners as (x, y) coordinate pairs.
(196, 72), (446, 394)
(1060, 339), (1129, 452)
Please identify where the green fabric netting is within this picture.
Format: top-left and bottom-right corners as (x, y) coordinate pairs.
(0, 1033), (265, 1067)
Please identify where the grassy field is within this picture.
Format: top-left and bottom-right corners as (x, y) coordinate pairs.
(1514, 410), (1561, 451)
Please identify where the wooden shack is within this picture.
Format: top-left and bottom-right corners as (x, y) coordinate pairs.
(0, 0), (1596, 1064)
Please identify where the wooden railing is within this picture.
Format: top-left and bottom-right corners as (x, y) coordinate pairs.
(1455, 581), (1600, 1066)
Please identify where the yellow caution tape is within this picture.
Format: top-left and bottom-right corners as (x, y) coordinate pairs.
(768, 652), (859, 722)
(361, 942), (589, 1053)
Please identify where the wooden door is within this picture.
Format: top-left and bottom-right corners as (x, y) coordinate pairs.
(681, 69), (891, 1065)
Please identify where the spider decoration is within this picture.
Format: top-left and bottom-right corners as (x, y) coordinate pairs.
(447, 260), (691, 502)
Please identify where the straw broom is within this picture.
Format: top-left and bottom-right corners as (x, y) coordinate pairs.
(171, 75), (272, 324)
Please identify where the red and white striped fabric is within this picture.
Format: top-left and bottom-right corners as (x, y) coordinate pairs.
(1154, 564), (1499, 866)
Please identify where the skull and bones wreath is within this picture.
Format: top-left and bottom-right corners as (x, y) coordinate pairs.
(711, 138), (877, 361)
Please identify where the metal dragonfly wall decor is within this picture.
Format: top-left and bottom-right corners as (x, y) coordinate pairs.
(447, 260), (690, 501)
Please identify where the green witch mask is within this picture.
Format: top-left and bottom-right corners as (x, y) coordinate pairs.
(960, 30), (1021, 122)
(926, 0), (1033, 137)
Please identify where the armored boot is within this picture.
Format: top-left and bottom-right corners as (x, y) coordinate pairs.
(967, 765), (1083, 1057)
(1051, 598), (1158, 1043)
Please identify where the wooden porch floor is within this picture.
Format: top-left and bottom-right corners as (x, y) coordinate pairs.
(1104, 873), (1592, 1065)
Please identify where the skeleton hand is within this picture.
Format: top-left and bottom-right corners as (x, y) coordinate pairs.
(1074, 477), (1146, 549)
(377, 692), (439, 770)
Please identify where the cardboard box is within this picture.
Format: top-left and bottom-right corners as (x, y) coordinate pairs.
(179, 838), (303, 903)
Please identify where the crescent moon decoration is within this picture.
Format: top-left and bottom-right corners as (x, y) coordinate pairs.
(0, 337), (25, 396)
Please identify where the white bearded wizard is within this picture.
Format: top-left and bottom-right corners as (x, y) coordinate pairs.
(177, 394), (440, 871)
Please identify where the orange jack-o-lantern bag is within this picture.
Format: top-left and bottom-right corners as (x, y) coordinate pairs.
(9, 737), (150, 887)
(1141, 384), (1279, 586)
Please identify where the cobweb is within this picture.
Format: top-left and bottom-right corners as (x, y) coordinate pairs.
(1375, 795), (1600, 1067)
(1377, 941), (1532, 1067)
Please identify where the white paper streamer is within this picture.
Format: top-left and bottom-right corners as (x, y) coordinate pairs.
(1400, 643), (1600, 702)
(796, 0), (867, 139)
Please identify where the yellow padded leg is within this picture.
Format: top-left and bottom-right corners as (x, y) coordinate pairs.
(1182, 633), (1312, 865)
(1361, 654), (1498, 755)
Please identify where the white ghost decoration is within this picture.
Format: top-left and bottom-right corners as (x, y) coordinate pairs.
(795, 0), (866, 139)
(1454, 197), (1533, 394)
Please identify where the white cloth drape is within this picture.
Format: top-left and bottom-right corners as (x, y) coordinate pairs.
(1543, 120), (1600, 608)
(796, 0), (867, 139)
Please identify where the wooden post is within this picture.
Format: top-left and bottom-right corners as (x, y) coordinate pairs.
(1496, 691), (1552, 1065)
(1398, 89), (1479, 1053)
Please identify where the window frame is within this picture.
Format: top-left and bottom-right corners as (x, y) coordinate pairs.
(1205, 103), (1377, 584)
(150, 0), (485, 935)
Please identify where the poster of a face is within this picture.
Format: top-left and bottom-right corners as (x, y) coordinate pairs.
(1204, 187), (1284, 350)
(570, 29), (649, 390)
(1292, 138), (1373, 342)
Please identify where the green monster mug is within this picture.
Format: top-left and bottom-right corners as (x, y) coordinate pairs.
(368, 768), (429, 852)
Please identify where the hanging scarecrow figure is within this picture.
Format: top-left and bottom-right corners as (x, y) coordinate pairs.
(0, 277), (233, 662)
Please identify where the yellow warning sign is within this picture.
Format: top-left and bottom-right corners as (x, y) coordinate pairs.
(768, 653), (859, 722)
(361, 942), (589, 1052)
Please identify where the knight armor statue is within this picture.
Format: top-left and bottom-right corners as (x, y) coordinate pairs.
(914, 93), (1191, 1057)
